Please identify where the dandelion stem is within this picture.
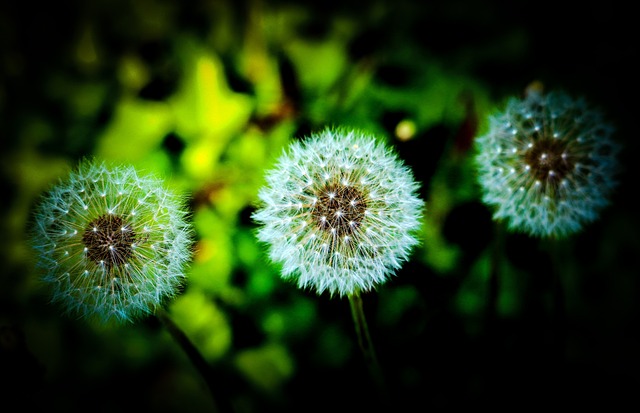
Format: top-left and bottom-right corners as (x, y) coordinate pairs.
(348, 292), (389, 403)
(156, 307), (233, 413)
(546, 238), (567, 364)
(485, 221), (504, 334)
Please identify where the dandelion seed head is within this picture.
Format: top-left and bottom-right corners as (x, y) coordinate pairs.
(30, 159), (193, 324)
(253, 127), (424, 297)
(475, 89), (620, 238)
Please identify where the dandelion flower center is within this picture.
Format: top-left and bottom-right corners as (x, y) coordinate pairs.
(523, 138), (574, 185)
(311, 182), (367, 239)
(83, 214), (137, 268)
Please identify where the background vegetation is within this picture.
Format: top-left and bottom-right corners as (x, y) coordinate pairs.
(1, 0), (638, 411)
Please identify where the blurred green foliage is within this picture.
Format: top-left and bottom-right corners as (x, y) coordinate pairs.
(1, 0), (638, 412)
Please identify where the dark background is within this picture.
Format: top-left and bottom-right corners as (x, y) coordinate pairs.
(1, 0), (638, 412)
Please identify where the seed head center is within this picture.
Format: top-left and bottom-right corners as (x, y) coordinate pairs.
(523, 138), (573, 183)
(83, 214), (136, 268)
(311, 182), (367, 237)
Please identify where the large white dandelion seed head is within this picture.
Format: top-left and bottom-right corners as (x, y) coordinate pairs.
(252, 127), (424, 297)
(30, 159), (193, 324)
(475, 90), (621, 238)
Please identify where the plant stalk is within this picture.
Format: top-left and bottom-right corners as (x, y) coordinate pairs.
(348, 292), (389, 403)
(156, 307), (233, 413)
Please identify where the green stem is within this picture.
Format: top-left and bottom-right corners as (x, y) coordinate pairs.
(546, 238), (567, 364)
(155, 307), (233, 413)
(348, 292), (389, 403)
(485, 221), (504, 334)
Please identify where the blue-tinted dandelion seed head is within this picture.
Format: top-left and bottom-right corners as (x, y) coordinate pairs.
(475, 90), (621, 238)
(30, 159), (193, 324)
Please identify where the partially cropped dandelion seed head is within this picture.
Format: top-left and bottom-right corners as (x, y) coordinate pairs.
(30, 159), (193, 324)
(252, 128), (424, 297)
(475, 90), (620, 238)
